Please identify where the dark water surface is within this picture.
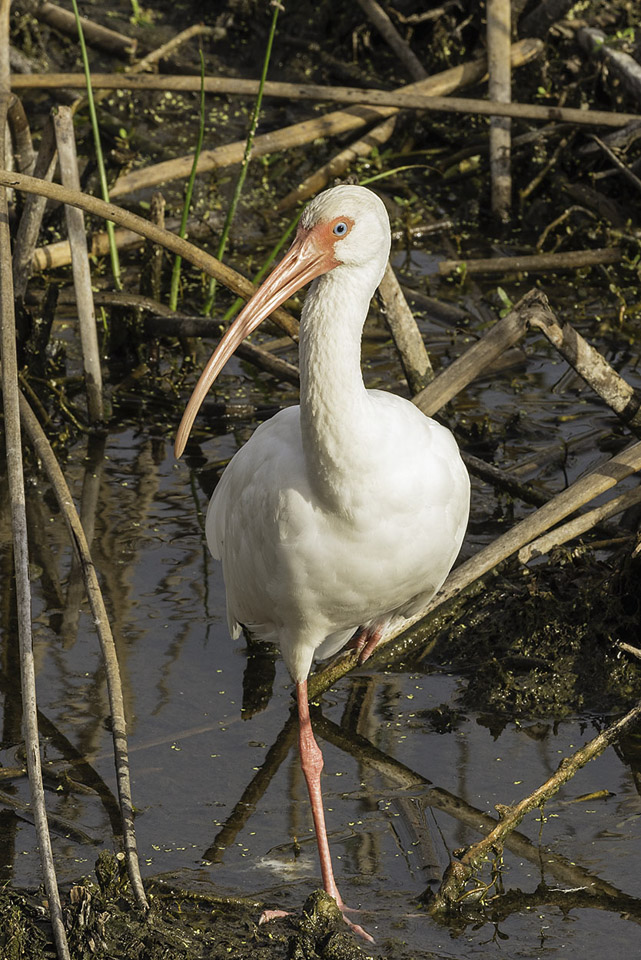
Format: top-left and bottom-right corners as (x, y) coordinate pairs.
(2, 325), (640, 958)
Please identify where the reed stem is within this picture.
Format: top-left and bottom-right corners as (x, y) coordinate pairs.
(70, 0), (121, 289)
(169, 50), (206, 311)
(205, 2), (280, 315)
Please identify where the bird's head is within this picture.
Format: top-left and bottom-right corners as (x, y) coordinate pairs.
(298, 184), (391, 274)
(175, 185), (390, 458)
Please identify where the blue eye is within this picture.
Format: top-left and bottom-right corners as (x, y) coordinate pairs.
(333, 221), (348, 237)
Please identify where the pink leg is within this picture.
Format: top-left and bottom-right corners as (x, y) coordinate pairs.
(295, 680), (374, 942)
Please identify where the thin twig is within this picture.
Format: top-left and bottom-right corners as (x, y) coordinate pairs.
(19, 393), (149, 912)
(590, 133), (641, 196)
(0, 88), (71, 960)
(130, 24), (218, 72)
(437, 247), (621, 274)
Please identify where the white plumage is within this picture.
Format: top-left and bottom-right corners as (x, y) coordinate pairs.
(207, 393), (467, 682)
(176, 185), (469, 939)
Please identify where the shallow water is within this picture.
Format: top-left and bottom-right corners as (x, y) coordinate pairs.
(2, 329), (640, 957)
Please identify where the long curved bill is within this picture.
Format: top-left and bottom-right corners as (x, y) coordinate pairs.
(175, 227), (336, 458)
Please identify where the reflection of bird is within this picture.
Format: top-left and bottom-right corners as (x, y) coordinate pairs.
(175, 185), (470, 939)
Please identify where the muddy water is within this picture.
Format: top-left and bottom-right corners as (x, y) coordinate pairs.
(2, 259), (640, 958)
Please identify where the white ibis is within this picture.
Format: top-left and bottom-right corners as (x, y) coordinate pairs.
(175, 185), (470, 940)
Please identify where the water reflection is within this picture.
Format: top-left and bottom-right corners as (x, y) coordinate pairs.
(0, 339), (640, 956)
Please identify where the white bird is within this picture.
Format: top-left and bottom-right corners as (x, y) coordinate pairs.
(175, 185), (470, 940)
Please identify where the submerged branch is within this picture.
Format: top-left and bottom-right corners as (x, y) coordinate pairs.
(432, 698), (641, 911)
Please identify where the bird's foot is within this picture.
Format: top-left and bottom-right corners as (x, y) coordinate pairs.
(259, 893), (374, 944)
(259, 907), (290, 924)
(347, 622), (385, 664)
(339, 904), (375, 943)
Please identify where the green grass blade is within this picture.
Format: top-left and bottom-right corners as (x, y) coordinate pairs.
(70, 0), (121, 290)
(169, 49), (207, 311)
(204, 2), (281, 316)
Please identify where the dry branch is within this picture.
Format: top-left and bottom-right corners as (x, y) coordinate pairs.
(109, 38), (544, 199)
(12, 114), (57, 298)
(313, 711), (640, 904)
(414, 285), (641, 487)
(36, 2), (137, 58)
(378, 262), (433, 392)
(0, 168), (300, 338)
(518, 485), (641, 561)
(7, 95), (35, 173)
(576, 27), (641, 106)
(487, 0), (512, 219)
(8, 69), (628, 126)
(53, 105), (103, 423)
(11, 71), (639, 129)
(30, 211), (217, 273)
(529, 305), (641, 429)
(355, 0), (428, 81)
(437, 247), (622, 274)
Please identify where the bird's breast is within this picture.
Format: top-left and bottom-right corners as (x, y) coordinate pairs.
(206, 396), (469, 651)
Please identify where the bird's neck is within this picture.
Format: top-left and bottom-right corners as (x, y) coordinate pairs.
(298, 268), (375, 512)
